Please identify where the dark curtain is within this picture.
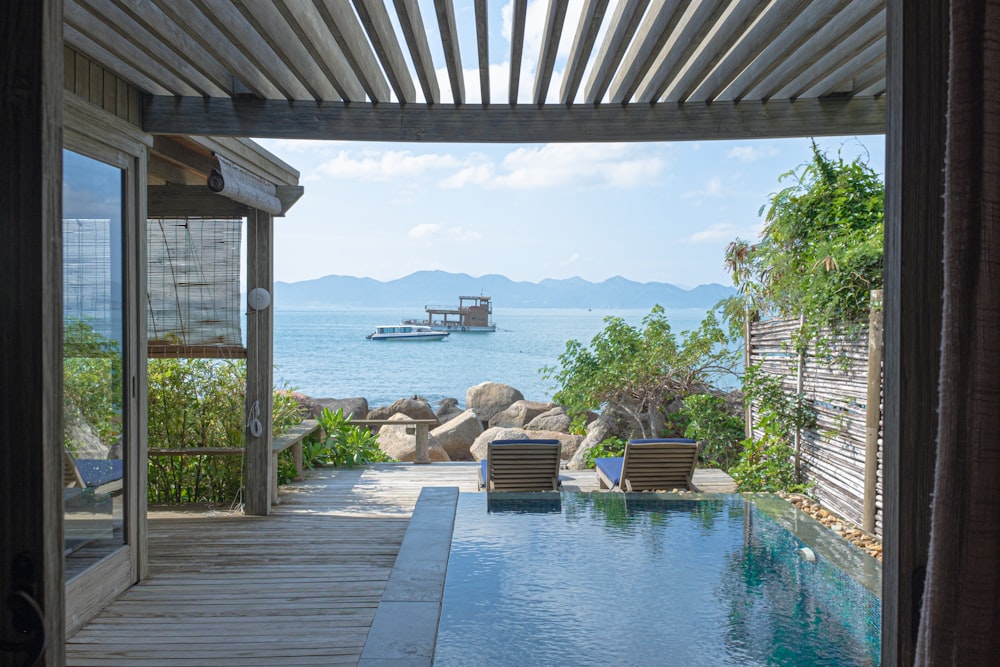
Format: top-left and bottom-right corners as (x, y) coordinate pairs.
(916, 0), (1000, 663)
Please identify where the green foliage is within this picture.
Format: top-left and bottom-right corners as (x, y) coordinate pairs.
(680, 394), (745, 471)
(582, 436), (626, 469)
(541, 306), (739, 438)
(63, 318), (123, 446)
(730, 366), (814, 493)
(723, 142), (884, 344)
(146, 358), (304, 503)
(317, 407), (395, 467)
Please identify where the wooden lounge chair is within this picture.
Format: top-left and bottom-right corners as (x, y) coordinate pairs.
(595, 438), (699, 491)
(64, 451), (124, 496)
(479, 439), (562, 492)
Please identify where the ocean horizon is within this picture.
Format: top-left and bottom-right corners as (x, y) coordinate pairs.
(272, 306), (731, 409)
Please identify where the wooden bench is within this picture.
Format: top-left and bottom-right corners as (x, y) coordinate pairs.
(348, 418), (438, 464)
(148, 419), (322, 506)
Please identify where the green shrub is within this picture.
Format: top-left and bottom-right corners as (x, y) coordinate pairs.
(317, 407), (395, 466)
(680, 394), (745, 471)
(582, 436), (626, 469)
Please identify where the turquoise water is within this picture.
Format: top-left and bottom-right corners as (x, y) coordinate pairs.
(272, 307), (719, 407)
(434, 493), (881, 666)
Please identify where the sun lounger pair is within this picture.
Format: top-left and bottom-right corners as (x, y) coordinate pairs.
(478, 439), (562, 492)
(595, 438), (699, 491)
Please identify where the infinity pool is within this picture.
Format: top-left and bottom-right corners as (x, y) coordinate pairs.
(433, 493), (880, 666)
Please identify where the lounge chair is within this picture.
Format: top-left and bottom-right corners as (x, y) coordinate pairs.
(64, 451), (124, 496)
(479, 439), (562, 492)
(595, 438), (699, 491)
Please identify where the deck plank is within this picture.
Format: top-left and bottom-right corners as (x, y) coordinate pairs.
(65, 462), (734, 665)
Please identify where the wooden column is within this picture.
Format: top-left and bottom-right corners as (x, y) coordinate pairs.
(863, 290), (884, 534)
(0, 1), (65, 664)
(883, 1), (947, 664)
(245, 210), (274, 516)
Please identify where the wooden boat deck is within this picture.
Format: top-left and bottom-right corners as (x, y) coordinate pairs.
(65, 463), (736, 666)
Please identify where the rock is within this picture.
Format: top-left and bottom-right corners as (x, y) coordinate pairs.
(377, 413), (450, 462)
(286, 392), (369, 421)
(368, 397), (438, 424)
(488, 400), (556, 429)
(434, 398), (465, 425)
(567, 418), (617, 470)
(431, 410), (484, 461)
(525, 429), (583, 460)
(466, 382), (524, 426)
(526, 406), (572, 433)
(469, 427), (531, 461)
(64, 411), (110, 459)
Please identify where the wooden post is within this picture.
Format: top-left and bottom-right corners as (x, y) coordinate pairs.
(884, 1), (947, 664)
(414, 424), (430, 464)
(0, 1), (66, 663)
(245, 209), (274, 516)
(743, 305), (755, 439)
(793, 314), (806, 481)
(864, 290), (884, 534)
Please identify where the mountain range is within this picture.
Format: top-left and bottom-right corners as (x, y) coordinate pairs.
(273, 271), (735, 310)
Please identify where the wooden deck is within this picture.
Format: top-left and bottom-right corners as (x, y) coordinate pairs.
(65, 463), (735, 666)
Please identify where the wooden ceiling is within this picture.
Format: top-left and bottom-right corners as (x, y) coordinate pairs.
(65, 0), (887, 142)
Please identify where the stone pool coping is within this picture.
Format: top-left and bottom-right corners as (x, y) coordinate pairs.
(359, 486), (458, 667)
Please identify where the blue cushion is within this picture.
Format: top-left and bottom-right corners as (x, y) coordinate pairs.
(74, 459), (123, 488)
(594, 456), (624, 486)
(480, 459), (489, 487)
(628, 438), (697, 444)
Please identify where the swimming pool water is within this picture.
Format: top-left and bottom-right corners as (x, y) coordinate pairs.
(433, 493), (880, 666)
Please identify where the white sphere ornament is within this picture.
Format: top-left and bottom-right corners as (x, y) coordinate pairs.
(248, 287), (271, 311)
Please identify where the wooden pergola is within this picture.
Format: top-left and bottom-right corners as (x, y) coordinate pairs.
(1, 1), (991, 665)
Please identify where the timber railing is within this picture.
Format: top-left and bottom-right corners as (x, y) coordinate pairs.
(347, 418), (438, 464)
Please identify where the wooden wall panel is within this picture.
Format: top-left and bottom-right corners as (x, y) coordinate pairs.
(63, 45), (141, 126)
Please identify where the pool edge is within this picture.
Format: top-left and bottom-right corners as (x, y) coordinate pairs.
(359, 486), (458, 667)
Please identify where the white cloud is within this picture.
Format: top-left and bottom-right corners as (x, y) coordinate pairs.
(726, 144), (780, 163)
(682, 224), (738, 244)
(683, 176), (725, 199)
(408, 223), (484, 243)
(409, 223), (442, 240)
(310, 150), (463, 181)
(491, 143), (664, 189)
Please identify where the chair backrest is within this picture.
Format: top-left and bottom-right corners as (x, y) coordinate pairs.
(64, 451), (86, 488)
(485, 439), (561, 492)
(621, 439), (699, 491)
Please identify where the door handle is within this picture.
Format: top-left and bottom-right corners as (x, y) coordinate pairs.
(2, 553), (47, 667)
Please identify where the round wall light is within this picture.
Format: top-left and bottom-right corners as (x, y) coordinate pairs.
(248, 287), (271, 311)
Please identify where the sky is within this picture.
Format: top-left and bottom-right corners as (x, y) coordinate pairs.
(255, 1), (885, 289)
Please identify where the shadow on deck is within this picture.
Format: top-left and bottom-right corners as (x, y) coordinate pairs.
(65, 463), (735, 666)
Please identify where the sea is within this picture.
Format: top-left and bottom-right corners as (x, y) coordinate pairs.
(272, 307), (725, 409)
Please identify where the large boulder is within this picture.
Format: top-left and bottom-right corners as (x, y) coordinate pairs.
(567, 417), (619, 470)
(466, 382), (524, 426)
(368, 396), (438, 424)
(488, 400), (556, 429)
(434, 398), (465, 425)
(430, 409), (484, 461)
(64, 411), (109, 459)
(526, 406), (572, 433)
(377, 413), (450, 462)
(469, 427), (531, 461)
(286, 392), (369, 421)
(526, 429), (584, 460)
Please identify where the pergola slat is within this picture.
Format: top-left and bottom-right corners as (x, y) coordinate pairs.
(798, 36), (885, 98)
(559, 0), (610, 104)
(508, 0), (527, 104)
(236, 0), (346, 101)
(66, 0), (198, 96)
(629, 0), (730, 104)
(352, 0), (417, 103)
(609, 0), (687, 105)
(393, 0), (441, 104)
(142, 95), (886, 142)
(147, 0), (285, 99)
(311, 0), (391, 103)
(434, 0), (466, 104)
(584, 0), (650, 104)
(474, 0), (490, 104)
(715, 0), (844, 103)
(532, 0), (570, 105)
(686, 0), (814, 103)
(747, 1), (883, 101)
(64, 24), (172, 96)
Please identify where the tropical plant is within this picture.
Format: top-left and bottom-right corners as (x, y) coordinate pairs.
(541, 305), (739, 439)
(680, 393), (745, 471)
(722, 141), (884, 345)
(317, 407), (395, 467)
(63, 318), (123, 446)
(582, 436), (626, 469)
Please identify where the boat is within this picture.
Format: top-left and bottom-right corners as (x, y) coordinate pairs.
(366, 325), (450, 341)
(403, 295), (497, 332)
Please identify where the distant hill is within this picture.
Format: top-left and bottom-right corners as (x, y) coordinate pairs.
(273, 270), (735, 310)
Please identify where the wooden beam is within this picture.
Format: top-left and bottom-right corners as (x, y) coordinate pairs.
(882, 0), (947, 664)
(609, 0), (686, 104)
(434, 0), (465, 104)
(353, 0), (417, 103)
(311, 0), (391, 103)
(244, 210), (274, 516)
(148, 185), (303, 218)
(584, 0), (650, 103)
(560, 0), (610, 104)
(143, 95), (887, 142)
(1, 1), (65, 664)
(474, 0), (489, 104)
(508, 0), (527, 104)
(393, 0), (440, 104)
(532, 0), (570, 105)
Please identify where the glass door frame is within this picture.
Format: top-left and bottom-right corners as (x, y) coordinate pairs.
(63, 98), (148, 635)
